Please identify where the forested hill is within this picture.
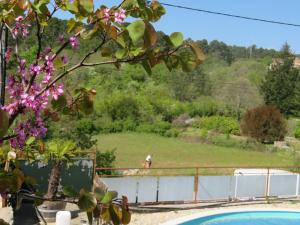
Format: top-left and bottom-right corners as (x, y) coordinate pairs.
(9, 17), (284, 144)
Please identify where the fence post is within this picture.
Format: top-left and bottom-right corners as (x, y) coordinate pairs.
(265, 168), (270, 198)
(194, 168), (199, 203)
(296, 174), (299, 198)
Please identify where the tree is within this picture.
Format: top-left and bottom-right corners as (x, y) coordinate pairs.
(209, 40), (234, 65)
(0, 1), (203, 224)
(168, 66), (211, 101)
(260, 43), (300, 116)
(241, 105), (287, 143)
(217, 78), (262, 120)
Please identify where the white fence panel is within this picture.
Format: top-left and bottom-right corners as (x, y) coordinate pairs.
(137, 177), (158, 203)
(236, 175), (266, 198)
(198, 176), (235, 200)
(101, 177), (138, 203)
(269, 175), (298, 197)
(158, 176), (194, 202)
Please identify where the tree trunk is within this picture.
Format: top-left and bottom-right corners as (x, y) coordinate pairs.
(0, 23), (8, 106)
(44, 161), (61, 199)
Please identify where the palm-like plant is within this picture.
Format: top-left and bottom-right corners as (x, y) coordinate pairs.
(41, 139), (78, 199)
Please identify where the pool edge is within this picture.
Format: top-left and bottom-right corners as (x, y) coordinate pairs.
(160, 208), (300, 225)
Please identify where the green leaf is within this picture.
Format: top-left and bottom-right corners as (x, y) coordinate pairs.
(31, 0), (50, 15)
(144, 21), (157, 48)
(142, 60), (152, 75)
(0, 109), (9, 139)
(26, 137), (35, 146)
(94, 187), (106, 201)
(127, 20), (146, 44)
(150, 1), (166, 22)
(78, 0), (94, 14)
(181, 60), (197, 72)
(101, 191), (118, 204)
(66, 18), (82, 33)
(169, 32), (184, 47)
(78, 95), (94, 115)
(63, 186), (79, 198)
(190, 43), (205, 63)
(109, 204), (121, 225)
(115, 49), (127, 59)
(121, 0), (138, 10)
(122, 209), (131, 224)
(78, 189), (97, 212)
(101, 47), (112, 57)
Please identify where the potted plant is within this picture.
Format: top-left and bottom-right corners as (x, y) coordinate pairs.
(37, 139), (78, 222)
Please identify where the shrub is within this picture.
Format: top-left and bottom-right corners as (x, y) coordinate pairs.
(193, 116), (240, 135)
(188, 97), (226, 117)
(294, 122), (300, 139)
(102, 93), (140, 121)
(136, 120), (172, 136)
(76, 118), (97, 134)
(209, 135), (265, 151)
(241, 105), (287, 143)
(96, 150), (116, 175)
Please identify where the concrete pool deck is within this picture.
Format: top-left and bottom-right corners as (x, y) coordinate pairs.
(2, 200), (300, 224)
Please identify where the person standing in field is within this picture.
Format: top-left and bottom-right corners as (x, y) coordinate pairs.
(144, 154), (152, 168)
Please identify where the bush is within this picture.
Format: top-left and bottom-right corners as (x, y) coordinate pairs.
(193, 116), (240, 135)
(76, 118), (97, 134)
(241, 105), (287, 143)
(209, 134), (266, 151)
(188, 97), (227, 117)
(102, 93), (140, 121)
(294, 122), (300, 139)
(96, 150), (116, 175)
(136, 120), (172, 136)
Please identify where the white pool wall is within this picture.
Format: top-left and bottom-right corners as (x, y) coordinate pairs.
(160, 208), (300, 225)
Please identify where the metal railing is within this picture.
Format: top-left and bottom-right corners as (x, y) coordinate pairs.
(95, 166), (300, 204)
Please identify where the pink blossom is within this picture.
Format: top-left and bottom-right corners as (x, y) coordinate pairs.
(114, 9), (126, 23)
(69, 36), (79, 49)
(2, 102), (19, 115)
(13, 17), (30, 38)
(18, 59), (27, 78)
(104, 8), (110, 22)
(5, 47), (13, 63)
(50, 84), (64, 100)
(29, 64), (42, 75)
(15, 16), (24, 22)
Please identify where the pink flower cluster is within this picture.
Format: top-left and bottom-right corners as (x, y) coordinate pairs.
(103, 8), (126, 23)
(69, 36), (79, 49)
(2, 48), (65, 149)
(12, 16), (30, 38)
(10, 118), (47, 149)
(5, 48), (13, 63)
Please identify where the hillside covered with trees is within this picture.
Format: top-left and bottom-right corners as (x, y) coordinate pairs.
(10, 17), (300, 167)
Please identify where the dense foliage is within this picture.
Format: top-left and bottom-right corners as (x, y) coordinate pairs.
(241, 105), (287, 143)
(261, 44), (300, 116)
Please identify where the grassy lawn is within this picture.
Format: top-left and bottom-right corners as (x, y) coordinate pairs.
(96, 133), (295, 172)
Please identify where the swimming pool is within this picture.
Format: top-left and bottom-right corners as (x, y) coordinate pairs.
(161, 208), (300, 225)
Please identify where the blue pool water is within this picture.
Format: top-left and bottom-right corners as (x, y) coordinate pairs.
(180, 211), (300, 225)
